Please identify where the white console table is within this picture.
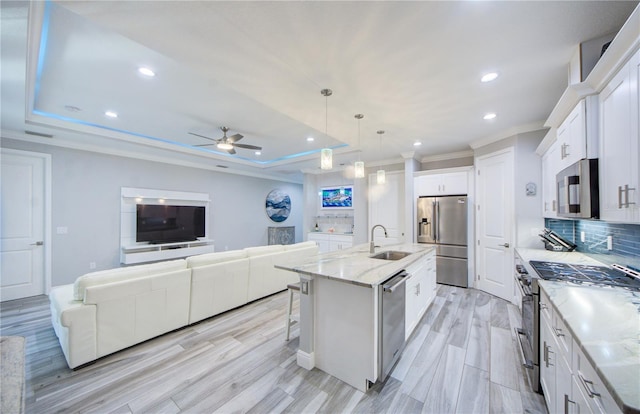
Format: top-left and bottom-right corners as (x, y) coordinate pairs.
(121, 239), (214, 264)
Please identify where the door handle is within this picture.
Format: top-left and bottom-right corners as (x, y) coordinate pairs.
(498, 243), (510, 248)
(30, 241), (44, 246)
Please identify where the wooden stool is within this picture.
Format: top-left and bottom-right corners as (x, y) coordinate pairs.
(285, 282), (300, 341)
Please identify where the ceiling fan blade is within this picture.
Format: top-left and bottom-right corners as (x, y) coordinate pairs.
(189, 132), (219, 142)
(227, 133), (243, 143)
(232, 143), (262, 150)
(193, 143), (215, 147)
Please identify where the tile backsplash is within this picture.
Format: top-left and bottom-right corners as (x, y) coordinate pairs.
(545, 218), (640, 271)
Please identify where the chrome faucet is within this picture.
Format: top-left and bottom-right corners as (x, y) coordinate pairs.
(370, 224), (388, 253)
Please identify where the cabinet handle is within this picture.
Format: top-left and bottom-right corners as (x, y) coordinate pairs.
(544, 342), (554, 368)
(564, 394), (575, 414)
(618, 185), (624, 209)
(552, 200), (556, 212)
(578, 373), (601, 398)
(619, 184), (637, 208)
(553, 327), (565, 337)
(540, 303), (548, 310)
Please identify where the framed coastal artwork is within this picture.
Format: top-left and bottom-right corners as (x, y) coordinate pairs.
(265, 189), (291, 222)
(320, 186), (353, 209)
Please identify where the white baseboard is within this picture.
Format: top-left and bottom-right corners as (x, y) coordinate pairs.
(296, 350), (315, 370)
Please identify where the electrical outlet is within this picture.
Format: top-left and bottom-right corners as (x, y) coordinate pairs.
(607, 235), (613, 251)
(580, 231), (585, 243)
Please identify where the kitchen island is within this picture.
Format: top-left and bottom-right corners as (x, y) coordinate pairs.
(276, 243), (436, 392)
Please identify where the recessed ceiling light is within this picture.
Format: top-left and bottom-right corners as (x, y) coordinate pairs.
(255, 151), (261, 156)
(105, 111), (118, 118)
(413, 141), (422, 147)
(138, 67), (156, 77)
(481, 72), (499, 82)
(483, 113), (497, 120)
(306, 137), (314, 142)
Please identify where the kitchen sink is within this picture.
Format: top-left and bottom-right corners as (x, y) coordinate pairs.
(370, 250), (412, 261)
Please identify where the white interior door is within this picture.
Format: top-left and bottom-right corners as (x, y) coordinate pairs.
(1, 149), (49, 301)
(368, 171), (405, 246)
(476, 148), (514, 301)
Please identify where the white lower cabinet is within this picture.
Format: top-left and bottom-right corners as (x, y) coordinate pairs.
(405, 251), (436, 340)
(540, 288), (621, 414)
(307, 233), (353, 253)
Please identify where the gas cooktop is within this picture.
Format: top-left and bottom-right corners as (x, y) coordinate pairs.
(529, 260), (640, 291)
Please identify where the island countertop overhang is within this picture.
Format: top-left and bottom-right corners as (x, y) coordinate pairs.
(275, 243), (436, 287)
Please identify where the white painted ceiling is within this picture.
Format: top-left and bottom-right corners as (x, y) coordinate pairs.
(1, 1), (638, 182)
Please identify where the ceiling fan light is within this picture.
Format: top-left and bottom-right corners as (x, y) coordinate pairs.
(377, 169), (386, 184)
(354, 161), (365, 178)
(217, 142), (233, 150)
(320, 148), (333, 170)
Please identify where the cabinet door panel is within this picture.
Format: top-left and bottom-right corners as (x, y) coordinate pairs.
(599, 50), (639, 222)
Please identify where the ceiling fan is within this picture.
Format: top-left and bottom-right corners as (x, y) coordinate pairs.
(189, 126), (262, 154)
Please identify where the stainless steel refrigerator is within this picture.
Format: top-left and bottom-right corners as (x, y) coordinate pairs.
(417, 195), (468, 288)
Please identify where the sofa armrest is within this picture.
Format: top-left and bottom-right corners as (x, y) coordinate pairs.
(49, 285), (97, 369)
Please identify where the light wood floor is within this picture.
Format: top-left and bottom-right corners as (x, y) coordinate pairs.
(0, 285), (547, 413)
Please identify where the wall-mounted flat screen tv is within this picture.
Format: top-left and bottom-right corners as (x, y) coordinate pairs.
(136, 204), (205, 244)
(321, 186), (353, 209)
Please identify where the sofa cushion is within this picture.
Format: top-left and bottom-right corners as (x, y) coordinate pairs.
(73, 259), (187, 300)
(186, 250), (247, 268)
(284, 241), (317, 251)
(244, 245), (285, 257)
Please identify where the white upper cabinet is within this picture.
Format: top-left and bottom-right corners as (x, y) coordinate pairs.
(414, 170), (468, 196)
(556, 97), (599, 172)
(541, 140), (560, 218)
(599, 48), (640, 223)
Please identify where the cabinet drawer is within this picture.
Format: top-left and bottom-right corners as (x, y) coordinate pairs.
(552, 312), (572, 363)
(572, 340), (621, 414)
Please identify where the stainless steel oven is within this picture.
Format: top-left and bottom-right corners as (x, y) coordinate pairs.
(514, 253), (540, 392)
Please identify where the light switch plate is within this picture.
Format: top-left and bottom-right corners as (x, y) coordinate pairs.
(580, 231), (585, 242)
(607, 235), (613, 250)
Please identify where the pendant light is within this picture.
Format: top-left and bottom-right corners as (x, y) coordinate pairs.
(354, 114), (365, 178)
(376, 130), (386, 184)
(320, 88), (333, 170)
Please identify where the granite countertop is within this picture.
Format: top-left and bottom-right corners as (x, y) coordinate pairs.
(276, 243), (435, 287)
(516, 247), (640, 414)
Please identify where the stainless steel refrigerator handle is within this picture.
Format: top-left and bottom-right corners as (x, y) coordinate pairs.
(435, 201), (440, 241)
(431, 201), (437, 240)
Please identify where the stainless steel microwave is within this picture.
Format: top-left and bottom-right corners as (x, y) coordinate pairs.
(556, 159), (599, 219)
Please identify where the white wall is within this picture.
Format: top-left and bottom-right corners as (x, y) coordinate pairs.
(1, 138), (303, 286)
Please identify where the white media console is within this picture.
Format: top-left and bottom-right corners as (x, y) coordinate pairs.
(120, 187), (215, 264)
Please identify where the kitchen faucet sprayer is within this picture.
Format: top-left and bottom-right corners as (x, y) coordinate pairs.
(370, 224), (388, 253)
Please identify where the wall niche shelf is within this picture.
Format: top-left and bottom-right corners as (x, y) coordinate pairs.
(120, 187), (214, 264)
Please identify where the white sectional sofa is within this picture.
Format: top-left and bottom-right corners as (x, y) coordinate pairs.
(49, 241), (318, 369)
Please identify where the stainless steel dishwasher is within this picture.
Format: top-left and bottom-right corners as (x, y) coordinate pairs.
(379, 270), (408, 380)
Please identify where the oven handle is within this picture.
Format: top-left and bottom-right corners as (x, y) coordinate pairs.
(514, 328), (534, 369)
